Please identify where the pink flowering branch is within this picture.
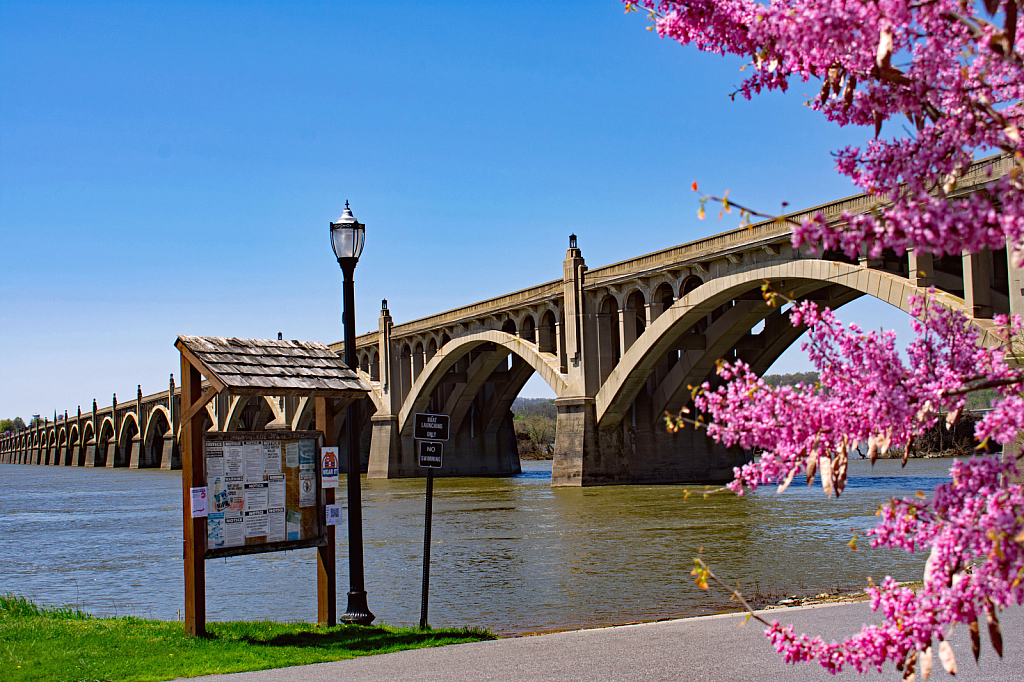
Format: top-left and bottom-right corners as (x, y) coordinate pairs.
(627, 0), (1024, 674)
(681, 295), (1024, 674)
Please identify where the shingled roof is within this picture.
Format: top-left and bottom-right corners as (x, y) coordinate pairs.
(175, 335), (369, 397)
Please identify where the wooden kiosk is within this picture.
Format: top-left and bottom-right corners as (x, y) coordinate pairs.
(175, 335), (369, 636)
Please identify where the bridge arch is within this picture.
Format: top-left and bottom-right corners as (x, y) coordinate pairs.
(117, 412), (139, 460)
(595, 258), (977, 427)
(397, 329), (568, 436)
(143, 406), (171, 468)
(356, 371), (386, 414)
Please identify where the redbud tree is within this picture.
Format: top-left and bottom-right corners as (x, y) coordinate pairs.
(628, 0), (1024, 677)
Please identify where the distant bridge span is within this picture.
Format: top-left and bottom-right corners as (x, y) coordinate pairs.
(2, 155), (1016, 485)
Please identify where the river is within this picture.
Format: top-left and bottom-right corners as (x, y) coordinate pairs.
(0, 458), (953, 635)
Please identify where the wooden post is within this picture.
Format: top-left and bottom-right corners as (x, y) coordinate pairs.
(181, 356), (206, 636)
(316, 397), (337, 626)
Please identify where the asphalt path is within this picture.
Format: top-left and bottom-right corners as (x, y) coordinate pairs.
(183, 602), (1024, 682)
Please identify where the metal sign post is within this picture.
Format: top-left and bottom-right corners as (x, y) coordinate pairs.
(415, 413), (447, 629)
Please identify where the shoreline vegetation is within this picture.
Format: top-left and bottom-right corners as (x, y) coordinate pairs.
(0, 593), (494, 682)
(513, 372), (998, 461)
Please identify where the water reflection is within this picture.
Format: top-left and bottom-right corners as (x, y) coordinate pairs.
(0, 458), (952, 634)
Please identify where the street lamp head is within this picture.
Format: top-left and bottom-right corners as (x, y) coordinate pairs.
(330, 200), (366, 263)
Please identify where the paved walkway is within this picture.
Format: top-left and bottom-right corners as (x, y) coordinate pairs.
(185, 602), (1024, 682)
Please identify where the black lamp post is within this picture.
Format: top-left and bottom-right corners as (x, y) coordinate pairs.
(330, 201), (374, 625)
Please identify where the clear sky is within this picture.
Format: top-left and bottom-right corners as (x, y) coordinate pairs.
(0, 0), (914, 419)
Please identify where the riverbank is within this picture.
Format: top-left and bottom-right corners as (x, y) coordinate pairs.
(183, 600), (1024, 682)
(0, 594), (493, 682)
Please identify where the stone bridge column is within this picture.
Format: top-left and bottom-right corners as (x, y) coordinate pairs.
(85, 399), (101, 467)
(552, 235), (609, 486)
(128, 434), (143, 468)
(964, 249), (994, 319)
(368, 300), (403, 478)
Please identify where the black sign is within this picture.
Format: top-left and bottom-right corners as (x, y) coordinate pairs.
(418, 440), (443, 468)
(414, 413), (450, 441)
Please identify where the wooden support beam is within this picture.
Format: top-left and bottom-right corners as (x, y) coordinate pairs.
(179, 385), (219, 427)
(181, 355), (207, 637)
(316, 397), (337, 626)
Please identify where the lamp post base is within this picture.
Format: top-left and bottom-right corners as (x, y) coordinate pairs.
(341, 591), (375, 625)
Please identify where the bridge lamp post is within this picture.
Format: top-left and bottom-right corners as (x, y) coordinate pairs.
(330, 201), (374, 625)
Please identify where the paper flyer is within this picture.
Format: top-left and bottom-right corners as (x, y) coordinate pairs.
(267, 473), (286, 507)
(325, 504), (342, 526)
(207, 450), (229, 511)
(224, 444), (244, 476)
(243, 442), (264, 481)
(286, 509), (302, 540)
(298, 439), (316, 473)
(285, 441), (299, 468)
(244, 481), (269, 511)
(244, 509), (268, 537)
(225, 476), (244, 512)
(263, 441), (282, 474)
(208, 512), (225, 549)
(190, 486), (208, 518)
(224, 513), (244, 546)
(267, 507), (286, 541)
(299, 472), (316, 507)
(321, 447), (339, 488)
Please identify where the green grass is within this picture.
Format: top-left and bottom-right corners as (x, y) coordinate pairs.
(0, 593), (495, 682)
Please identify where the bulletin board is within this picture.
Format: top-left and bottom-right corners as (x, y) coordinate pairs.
(203, 431), (326, 559)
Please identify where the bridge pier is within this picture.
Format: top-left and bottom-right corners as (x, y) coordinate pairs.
(367, 415), (401, 477)
(84, 439), (102, 467)
(159, 433), (178, 469)
(127, 436), (142, 468)
(552, 397), (747, 486)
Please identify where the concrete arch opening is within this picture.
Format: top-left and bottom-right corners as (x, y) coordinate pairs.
(368, 329), (568, 479)
(597, 294), (621, 382)
(539, 310), (557, 354)
(144, 408), (174, 469)
(118, 415), (140, 468)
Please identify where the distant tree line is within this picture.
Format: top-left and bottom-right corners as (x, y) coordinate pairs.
(1, 417), (27, 434)
(511, 398), (555, 460)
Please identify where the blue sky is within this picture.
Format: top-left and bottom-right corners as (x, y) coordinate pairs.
(0, 1), (912, 418)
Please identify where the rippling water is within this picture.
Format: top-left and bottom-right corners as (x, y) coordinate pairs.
(0, 458), (956, 635)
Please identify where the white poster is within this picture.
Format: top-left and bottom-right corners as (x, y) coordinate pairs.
(224, 444), (244, 476)
(263, 441), (282, 474)
(243, 442), (264, 481)
(244, 481), (269, 511)
(267, 507), (286, 541)
(325, 504), (342, 526)
(285, 441), (299, 468)
(224, 513), (244, 547)
(244, 509), (268, 537)
(190, 486), (208, 518)
(267, 473), (286, 507)
(299, 472), (316, 507)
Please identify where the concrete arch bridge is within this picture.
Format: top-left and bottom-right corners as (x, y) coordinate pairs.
(339, 154), (1017, 485)
(1, 155), (1016, 485)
